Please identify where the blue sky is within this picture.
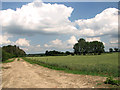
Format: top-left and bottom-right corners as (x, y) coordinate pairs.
(0, 1), (118, 53)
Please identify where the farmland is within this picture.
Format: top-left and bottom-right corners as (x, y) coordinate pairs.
(23, 53), (119, 77)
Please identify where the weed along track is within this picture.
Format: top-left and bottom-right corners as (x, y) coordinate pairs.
(2, 58), (113, 88)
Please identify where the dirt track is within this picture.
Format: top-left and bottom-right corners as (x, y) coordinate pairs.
(2, 58), (109, 88)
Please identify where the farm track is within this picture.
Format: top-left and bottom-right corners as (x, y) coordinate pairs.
(2, 58), (109, 88)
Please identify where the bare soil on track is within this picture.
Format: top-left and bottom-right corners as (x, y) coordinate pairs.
(2, 58), (110, 88)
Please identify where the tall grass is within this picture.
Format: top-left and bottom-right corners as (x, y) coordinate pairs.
(23, 53), (119, 77)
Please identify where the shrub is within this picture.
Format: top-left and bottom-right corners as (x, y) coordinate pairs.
(104, 77), (120, 86)
(17, 58), (20, 61)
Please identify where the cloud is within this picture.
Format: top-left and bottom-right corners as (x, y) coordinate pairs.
(105, 43), (118, 49)
(18, 36), (77, 53)
(36, 44), (41, 47)
(0, 1), (76, 36)
(86, 37), (101, 42)
(44, 44), (49, 48)
(86, 37), (105, 45)
(67, 35), (77, 45)
(15, 38), (30, 46)
(0, 34), (12, 45)
(110, 39), (118, 44)
(21, 47), (29, 51)
(44, 36), (77, 50)
(44, 39), (63, 48)
(0, 0), (118, 38)
(0, 34), (31, 47)
(21, 45), (45, 54)
(51, 39), (62, 45)
(75, 8), (118, 37)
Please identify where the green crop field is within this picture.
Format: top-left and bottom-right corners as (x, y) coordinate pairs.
(23, 53), (119, 77)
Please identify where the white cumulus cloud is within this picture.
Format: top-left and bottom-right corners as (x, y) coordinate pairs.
(44, 36), (77, 51)
(0, 34), (12, 45)
(0, 1), (76, 36)
(75, 8), (118, 37)
(0, 0), (118, 38)
(51, 39), (62, 45)
(86, 37), (105, 45)
(15, 38), (30, 46)
(36, 44), (41, 47)
(67, 36), (77, 45)
(44, 39), (62, 48)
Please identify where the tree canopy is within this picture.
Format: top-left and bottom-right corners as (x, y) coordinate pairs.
(2, 45), (26, 61)
(73, 38), (105, 55)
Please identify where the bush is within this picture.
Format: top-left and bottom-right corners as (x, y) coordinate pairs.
(104, 77), (120, 86)
(17, 58), (20, 61)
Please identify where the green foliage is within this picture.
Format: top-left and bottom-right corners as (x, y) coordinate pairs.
(2, 58), (15, 63)
(17, 58), (20, 61)
(2, 45), (26, 62)
(104, 77), (120, 86)
(2, 49), (14, 61)
(24, 53), (118, 77)
(65, 51), (72, 55)
(73, 38), (105, 55)
(114, 48), (119, 52)
(2, 45), (26, 57)
(45, 50), (67, 56)
(96, 83), (102, 86)
(109, 48), (113, 53)
(109, 48), (120, 53)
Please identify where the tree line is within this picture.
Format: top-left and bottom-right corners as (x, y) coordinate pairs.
(28, 38), (119, 57)
(45, 50), (74, 56)
(109, 48), (120, 52)
(1, 45), (26, 61)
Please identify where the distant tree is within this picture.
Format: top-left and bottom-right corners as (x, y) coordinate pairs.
(78, 38), (86, 55)
(73, 43), (79, 55)
(109, 48), (113, 53)
(91, 41), (104, 55)
(71, 53), (74, 56)
(45, 50), (66, 56)
(65, 51), (71, 55)
(45, 50), (49, 56)
(119, 49), (120, 52)
(114, 48), (119, 52)
(73, 38), (105, 55)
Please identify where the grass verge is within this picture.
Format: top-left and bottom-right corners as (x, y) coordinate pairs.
(2, 58), (15, 63)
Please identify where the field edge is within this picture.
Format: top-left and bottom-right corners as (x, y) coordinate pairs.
(22, 57), (113, 78)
